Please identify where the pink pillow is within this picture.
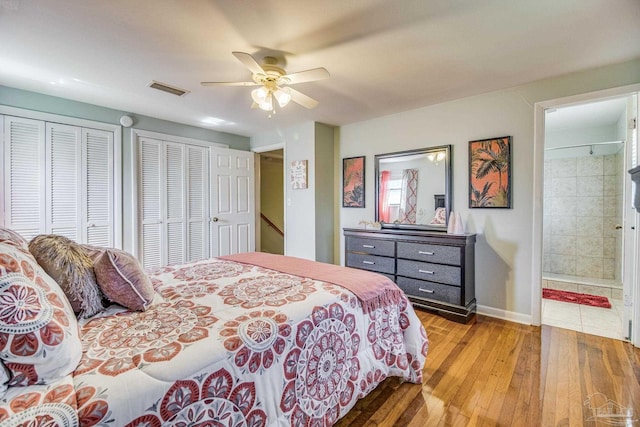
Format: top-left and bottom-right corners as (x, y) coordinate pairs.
(0, 241), (82, 386)
(93, 249), (154, 311)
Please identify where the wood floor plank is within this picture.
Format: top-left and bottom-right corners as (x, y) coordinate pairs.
(336, 311), (640, 427)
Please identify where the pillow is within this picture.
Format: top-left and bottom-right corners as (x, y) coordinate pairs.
(429, 207), (447, 225)
(28, 235), (104, 318)
(0, 241), (82, 386)
(93, 249), (154, 311)
(0, 227), (30, 255)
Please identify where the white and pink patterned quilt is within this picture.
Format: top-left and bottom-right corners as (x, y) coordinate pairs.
(2, 256), (428, 426)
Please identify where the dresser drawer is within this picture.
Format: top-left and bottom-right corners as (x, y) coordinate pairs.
(397, 259), (460, 286)
(396, 276), (461, 305)
(346, 237), (395, 257)
(397, 241), (461, 265)
(346, 253), (395, 274)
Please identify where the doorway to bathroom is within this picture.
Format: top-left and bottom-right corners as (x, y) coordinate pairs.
(541, 94), (636, 340)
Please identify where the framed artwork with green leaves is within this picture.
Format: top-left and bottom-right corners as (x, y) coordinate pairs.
(343, 156), (365, 208)
(469, 136), (512, 208)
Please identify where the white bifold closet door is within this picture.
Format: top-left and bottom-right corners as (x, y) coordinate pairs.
(2, 116), (115, 245)
(138, 137), (209, 269)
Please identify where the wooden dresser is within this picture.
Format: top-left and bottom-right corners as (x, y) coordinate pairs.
(344, 228), (476, 323)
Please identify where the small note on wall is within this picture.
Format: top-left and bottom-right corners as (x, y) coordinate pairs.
(290, 160), (308, 189)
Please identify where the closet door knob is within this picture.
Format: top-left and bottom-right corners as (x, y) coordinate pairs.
(212, 217), (219, 222)
(615, 224), (622, 229)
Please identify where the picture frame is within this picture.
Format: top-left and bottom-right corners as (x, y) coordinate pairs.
(469, 136), (512, 208)
(343, 156), (365, 208)
(290, 160), (308, 189)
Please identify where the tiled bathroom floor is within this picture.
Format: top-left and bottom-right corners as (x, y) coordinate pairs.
(542, 298), (625, 340)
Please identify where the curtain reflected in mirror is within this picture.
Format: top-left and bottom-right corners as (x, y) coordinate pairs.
(375, 145), (451, 230)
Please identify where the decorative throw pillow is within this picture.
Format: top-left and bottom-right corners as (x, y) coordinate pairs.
(28, 235), (104, 318)
(93, 249), (154, 311)
(0, 227), (30, 255)
(0, 361), (9, 395)
(0, 241), (82, 386)
(429, 207), (447, 225)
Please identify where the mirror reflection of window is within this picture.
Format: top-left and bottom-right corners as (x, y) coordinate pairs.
(375, 146), (451, 229)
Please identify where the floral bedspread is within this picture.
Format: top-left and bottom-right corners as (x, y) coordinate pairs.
(2, 256), (428, 426)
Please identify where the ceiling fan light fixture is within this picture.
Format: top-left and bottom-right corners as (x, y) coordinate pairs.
(251, 87), (269, 104)
(258, 92), (274, 111)
(274, 87), (292, 108)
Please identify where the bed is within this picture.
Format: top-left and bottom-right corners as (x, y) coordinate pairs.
(0, 229), (428, 426)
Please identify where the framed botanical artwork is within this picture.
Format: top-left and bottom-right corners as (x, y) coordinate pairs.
(469, 136), (512, 208)
(342, 156), (365, 208)
(290, 160), (308, 189)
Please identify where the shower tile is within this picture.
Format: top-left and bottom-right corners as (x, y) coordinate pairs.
(603, 197), (617, 217)
(550, 255), (576, 275)
(550, 235), (576, 255)
(576, 196), (603, 217)
(550, 197), (577, 217)
(604, 155), (617, 176)
(575, 257), (603, 278)
(611, 288), (623, 299)
(543, 254), (551, 272)
(602, 258), (615, 280)
(578, 285), (611, 298)
(576, 236), (603, 258)
(551, 216), (576, 236)
(551, 177), (577, 197)
(551, 158), (577, 178)
(576, 216), (603, 237)
(577, 176), (603, 197)
(603, 175), (618, 195)
(603, 237), (616, 258)
(577, 156), (603, 177)
(603, 217), (619, 237)
(545, 280), (578, 292)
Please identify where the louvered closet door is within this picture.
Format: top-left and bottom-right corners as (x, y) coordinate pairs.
(165, 142), (186, 265)
(139, 138), (164, 269)
(46, 123), (82, 241)
(3, 116), (46, 240)
(83, 128), (114, 247)
(186, 144), (209, 262)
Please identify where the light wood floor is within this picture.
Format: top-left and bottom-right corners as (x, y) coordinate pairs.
(337, 310), (640, 426)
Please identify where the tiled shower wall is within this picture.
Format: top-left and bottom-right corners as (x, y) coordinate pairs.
(543, 153), (623, 281)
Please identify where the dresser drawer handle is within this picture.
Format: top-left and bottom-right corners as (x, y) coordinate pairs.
(418, 288), (435, 294)
(362, 260), (375, 265)
(418, 269), (434, 275)
(362, 244), (375, 248)
(418, 251), (434, 255)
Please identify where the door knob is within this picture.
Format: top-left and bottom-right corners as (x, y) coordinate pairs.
(212, 217), (219, 222)
(615, 224), (622, 229)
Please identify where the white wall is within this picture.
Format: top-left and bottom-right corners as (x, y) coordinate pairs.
(339, 59), (640, 321)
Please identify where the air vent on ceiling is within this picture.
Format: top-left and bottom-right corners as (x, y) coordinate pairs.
(148, 80), (189, 97)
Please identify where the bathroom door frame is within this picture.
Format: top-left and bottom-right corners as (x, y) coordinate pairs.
(532, 83), (640, 346)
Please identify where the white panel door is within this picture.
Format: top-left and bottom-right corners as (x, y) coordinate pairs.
(2, 116), (46, 240)
(82, 128), (115, 247)
(46, 123), (82, 241)
(210, 147), (255, 256)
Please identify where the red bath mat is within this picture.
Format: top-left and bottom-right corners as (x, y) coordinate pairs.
(542, 288), (611, 308)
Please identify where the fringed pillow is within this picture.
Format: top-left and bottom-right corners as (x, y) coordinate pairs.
(0, 240), (82, 386)
(93, 249), (154, 311)
(28, 235), (104, 318)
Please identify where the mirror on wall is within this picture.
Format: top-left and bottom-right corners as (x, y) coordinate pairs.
(374, 145), (452, 230)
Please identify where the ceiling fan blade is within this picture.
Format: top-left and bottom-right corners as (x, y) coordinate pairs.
(200, 81), (258, 87)
(289, 88), (319, 109)
(281, 67), (330, 85)
(232, 51), (265, 75)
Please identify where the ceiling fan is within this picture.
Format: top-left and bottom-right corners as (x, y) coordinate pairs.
(201, 52), (330, 112)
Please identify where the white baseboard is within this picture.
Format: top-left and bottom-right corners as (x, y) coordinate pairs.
(476, 305), (532, 325)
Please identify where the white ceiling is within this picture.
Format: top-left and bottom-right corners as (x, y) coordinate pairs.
(1, 0), (639, 138)
(545, 97), (628, 132)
